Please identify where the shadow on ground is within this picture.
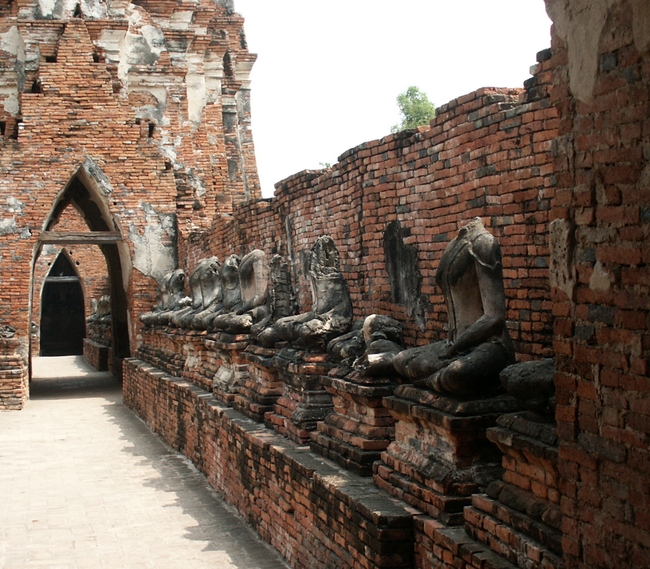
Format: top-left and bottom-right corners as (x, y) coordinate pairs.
(30, 374), (121, 400)
(29, 355), (289, 568)
(101, 392), (290, 568)
(31, 355), (119, 400)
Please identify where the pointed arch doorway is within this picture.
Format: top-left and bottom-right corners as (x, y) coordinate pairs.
(40, 252), (86, 356)
(32, 161), (131, 379)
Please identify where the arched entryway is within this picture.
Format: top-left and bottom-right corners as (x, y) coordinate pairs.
(31, 160), (132, 378)
(40, 253), (86, 356)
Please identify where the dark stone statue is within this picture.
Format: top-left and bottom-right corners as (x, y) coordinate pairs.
(206, 254), (242, 330)
(140, 269), (190, 327)
(392, 218), (515, 396)
(326, 324), (365, 366)
(258, 236), (352, 348)
(190, 257), (224, 330)
(169, 257), (221, 328)
(354, 314), (405, 376)
(250, 254), (297, 339)
(327, 314), (404, 377)
(500, 358), (556, 417)
(0, 324), (16, 339)
(87, 295), (111, 324)
(170, 259), (209, 328)
(212, 249), (270, 334)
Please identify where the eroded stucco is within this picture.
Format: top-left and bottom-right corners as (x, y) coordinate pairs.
(0, 26), (26, 116)
(545, 0), (650, 103)
(129, 203), (177, 281)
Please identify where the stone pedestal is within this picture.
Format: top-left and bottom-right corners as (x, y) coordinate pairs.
(177, 330), (211, 390)
(311, 367), (401, 476)
(464, 412), (562, 568)
(265, 348), (334, 444)
(137, 327), (186, 377)
(374, 384), (520, 525)
(83, 338), (110, 371)
(233, 344), (283, 422)
(204, 333), (250, 405)
(0, 337), (28, 410)
(137, 328), (213, 390)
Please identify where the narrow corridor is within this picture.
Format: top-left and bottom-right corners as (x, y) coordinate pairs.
(0, 357), (290, 569)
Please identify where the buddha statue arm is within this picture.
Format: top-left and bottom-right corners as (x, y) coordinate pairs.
(236, 292), (268, 315)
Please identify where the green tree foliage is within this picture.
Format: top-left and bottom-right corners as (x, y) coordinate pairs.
(391, 86), (436, 133)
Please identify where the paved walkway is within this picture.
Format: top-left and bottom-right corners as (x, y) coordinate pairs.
(0, 356), (290, 569)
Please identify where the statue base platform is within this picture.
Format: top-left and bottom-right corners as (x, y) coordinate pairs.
(0, 337), (29, 410)
(204, 333), (250, 404)
(83, 338), (110, 372)
(137, 328), (212, 390)
(264, 348), (335, 444)
(465, 412), (562, 568)
(375, 384), (520, 525)
(233, 345), (283, 422)
(177, 330), (211, 390)
(310, 367), (401, 476)
(137, 326), (186, 377)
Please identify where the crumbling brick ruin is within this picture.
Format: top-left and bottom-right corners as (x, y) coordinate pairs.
(1, 1), (649, 568)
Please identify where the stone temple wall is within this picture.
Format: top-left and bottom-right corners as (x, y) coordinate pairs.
(546, 1), (650, 567)
(125, 1), (650, 568)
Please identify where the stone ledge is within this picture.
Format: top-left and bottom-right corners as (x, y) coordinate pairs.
(124, 357), (416, 569)
(414, 515), (519, 569)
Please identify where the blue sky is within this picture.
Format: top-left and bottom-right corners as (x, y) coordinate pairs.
(234, 1), (553, 197)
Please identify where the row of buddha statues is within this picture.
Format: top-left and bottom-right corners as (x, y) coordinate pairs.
(87, 295), (112, 325)
(139, 219), (555, 413)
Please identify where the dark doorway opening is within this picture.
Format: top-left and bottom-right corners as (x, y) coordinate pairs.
(40, 254), (86, 356)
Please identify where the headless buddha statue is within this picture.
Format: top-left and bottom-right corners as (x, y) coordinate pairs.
(392, 218), (515, 396)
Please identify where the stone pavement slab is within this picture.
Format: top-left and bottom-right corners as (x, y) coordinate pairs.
(0, 356), (291, 569)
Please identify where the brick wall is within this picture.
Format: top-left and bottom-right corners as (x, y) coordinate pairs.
(182, 51), (558, 361)
(124, 358), (416, 569)
(0, 337), (28, 409)
(549, 3), (650, 568)
(0, 1), (259, 406)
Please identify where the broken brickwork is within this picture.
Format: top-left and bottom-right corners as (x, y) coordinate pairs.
(124, 357), (417, 569)
(0, 0), (260, 407)
(123, 46), (563, 569)
(548, 2), (650, 567)
(3, 1), (650, 569)
(124, 1), (650, 567)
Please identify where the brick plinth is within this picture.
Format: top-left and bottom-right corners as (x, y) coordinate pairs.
(265, 349), (335, 444)
(311, 369), (401, 476)
(414, 517), (519, 569)
(176, 330), (211, 390)
(137, 327), (213, 390)
(83, 338), (110, 372)
(123, 357), (416, 569)
(465, 413), (562, 568)
(376, 385), (520, 525)
(136, 327), (187, 378)
(0, 338), (28, 410)
(235, 345), (284, 423)
(204, 334), (250, 404)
